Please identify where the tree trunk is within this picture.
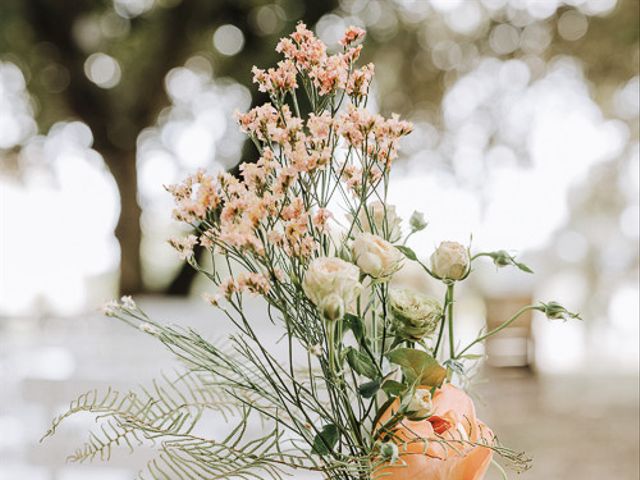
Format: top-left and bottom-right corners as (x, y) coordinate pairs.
(108, 152), (144, 294)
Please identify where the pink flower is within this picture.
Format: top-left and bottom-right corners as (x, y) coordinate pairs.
(347, 63), (374, 99)
(307, 112), (333, 141)
(312, 208), (332, 233)
(309, 54), (348, 96)
(236, 272), (271, 296)
(168, 235), (198, 260)
(251, 60), (298, 94)
(339, 26), (366, 47)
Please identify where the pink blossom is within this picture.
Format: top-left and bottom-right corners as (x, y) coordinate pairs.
(347, 63), (374, 99)
(168, 234), (198, 260)
(339, 26), (366, 47)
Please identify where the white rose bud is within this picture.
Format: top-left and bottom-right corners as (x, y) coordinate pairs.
(320, 293), (345, 322)
(405, 388), (433, 420)
(430, 241), (470, 281)
(354, 201), (402, 242)
(409, 210), (427, 232)
(302, 256), (361, 309)
(352, 232), (403, 279)
(389, 288), (442, 341)
(379, 441), (399, 464)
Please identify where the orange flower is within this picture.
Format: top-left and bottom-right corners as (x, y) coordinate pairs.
(374, 384), (494, 480)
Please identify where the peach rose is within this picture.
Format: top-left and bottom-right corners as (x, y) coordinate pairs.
(374, 384), (494, 480)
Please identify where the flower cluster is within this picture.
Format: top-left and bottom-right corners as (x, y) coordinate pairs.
(77, 24), (579, 480)
(166, 23), (415, 306)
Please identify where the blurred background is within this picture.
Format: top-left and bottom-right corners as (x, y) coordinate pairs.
(0, 0), (638, 479)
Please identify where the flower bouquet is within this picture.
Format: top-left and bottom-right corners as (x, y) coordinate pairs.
(43, 24), (580, 480)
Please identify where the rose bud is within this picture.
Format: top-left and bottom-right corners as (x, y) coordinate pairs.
(379, 441), (399, 464)
(320, 293), (345, 322)
(404, 388), (434, 420)
(430, 241), (470, 281)
(409, 210), (427, 232)
(492, 249), (512, 267)
(352, 232), (403, 279)
(389, 288), (442, 341)
(538, 301), (582, 321)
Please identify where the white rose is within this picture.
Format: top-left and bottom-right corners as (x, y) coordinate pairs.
(430, 241), (469, 281)
(354, 201), (402, 242)
(405, 388), (433, 420)
(352, 232), (403, 278)
(302, 257), (361, 309)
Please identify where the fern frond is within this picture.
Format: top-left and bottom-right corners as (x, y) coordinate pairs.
(42, 370), (239, 464)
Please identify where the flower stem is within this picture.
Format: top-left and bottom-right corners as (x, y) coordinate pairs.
(447, 283), (455, 358)
(456, 305), (536, 358)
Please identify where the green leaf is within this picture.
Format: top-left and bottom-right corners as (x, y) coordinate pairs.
(395, 245), (417, 261)
(387, 348), (446, 387)
(311, 424), (339, 456)
(358, 379), (380, 398)
(346, 347), (378, 379)
(515, 261), (534, 273)
(459, 353), (484, 361)
(381, 379), (406, 397)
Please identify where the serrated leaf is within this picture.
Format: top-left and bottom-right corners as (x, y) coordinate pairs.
(311, 424), (339, 456)
(346, 347), (378, 379)
(358, 379), (380, 398)
(387, 348), (446, 387)
(395, 245), (417, 261)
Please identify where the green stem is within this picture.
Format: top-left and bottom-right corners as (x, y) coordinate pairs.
(456, 305), (536, 359)
(447, 283), (455, 359)
(432, 313), (446, 358)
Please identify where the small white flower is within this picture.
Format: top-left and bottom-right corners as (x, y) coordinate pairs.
(139, 323), (160, 335)
(405, 388), (433, 419)
(120, 295), (136, 309)
(102, 300), (120, 317)
(352, 232), (402, 279)
(302, 256), (361, 309)
(430, 241), (469, 281)
(353, 201), (402, 242)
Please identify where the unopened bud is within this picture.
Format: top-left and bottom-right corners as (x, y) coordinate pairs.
(492, 250), (512, 268)
(404, 388), (434, 420)
(409, 210), (427, 232)
(539, 301), (581, 321)
(320, 294), (345, 322)
(379, 441), (399, 463)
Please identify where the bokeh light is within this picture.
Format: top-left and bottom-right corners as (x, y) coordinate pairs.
(83, 53), (122, 89)
(213, 24), (245, 56)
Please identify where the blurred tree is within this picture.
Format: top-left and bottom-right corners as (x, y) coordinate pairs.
(0, 0), (335, 294)
(0, 0), (636, 299)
